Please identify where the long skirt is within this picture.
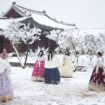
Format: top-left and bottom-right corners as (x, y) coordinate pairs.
(88, 67), (105, 91)
(32, 61), (45, 82)
(59, 60), (73, 78)
(0, 72), (13, 102)
(44, 68), (60, 84)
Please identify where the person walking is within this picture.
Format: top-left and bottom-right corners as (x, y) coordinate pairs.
(32, 50), (45, 82)
(44, 51), (60, 84)
(88, 52), (105, 91)
(59, 52), (73, 78)
(0, 58), (13, 102)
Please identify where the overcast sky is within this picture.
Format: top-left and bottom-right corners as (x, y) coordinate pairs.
(0, 0), (105, 29)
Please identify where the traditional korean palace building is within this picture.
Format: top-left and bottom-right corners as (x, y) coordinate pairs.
(0, 2), (76, 53)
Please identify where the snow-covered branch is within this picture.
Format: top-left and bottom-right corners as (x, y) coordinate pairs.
(3, 21), (41, 45)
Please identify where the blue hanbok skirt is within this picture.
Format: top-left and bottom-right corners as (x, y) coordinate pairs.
(44, 68), (60, 84)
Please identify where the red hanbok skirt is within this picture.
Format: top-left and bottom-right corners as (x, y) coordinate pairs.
(89, 67), (105, 91)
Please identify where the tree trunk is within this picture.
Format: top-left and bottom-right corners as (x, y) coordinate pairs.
(11, 42), (24, 68)
(24, 43), (30, 67)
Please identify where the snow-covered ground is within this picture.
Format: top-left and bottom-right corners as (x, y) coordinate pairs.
(0, 66), (105, 105)
(8, 54), (96, 68)
(0, 54), (105, 105)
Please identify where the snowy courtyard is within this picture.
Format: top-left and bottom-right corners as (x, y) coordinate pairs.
(0, 0), (105, 105)
(0, 66), (105, 105)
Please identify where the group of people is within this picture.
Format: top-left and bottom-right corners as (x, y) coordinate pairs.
(32, 50), (73, 84)
(0, 48), (105, 102)
(0, 49), (73, 102)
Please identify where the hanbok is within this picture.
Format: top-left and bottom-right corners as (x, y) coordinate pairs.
(89, 57), (105, 91)
(32, 57), (45, 81)
(59, 55), (73, 78)
(44, 55), (60, 84)
(0, 58), (13, 102)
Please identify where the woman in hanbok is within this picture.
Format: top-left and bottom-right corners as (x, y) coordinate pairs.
(44, 51), (60, 84)
(59, 52), (73, 78)
(32, 50), (45, 82)
(2, 49), (11, 72)
(2, 49), (8, 60)
(0, 58), (13, 102)
(88, 52), (105, 91)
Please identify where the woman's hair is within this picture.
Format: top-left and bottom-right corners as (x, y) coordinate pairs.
(64, 51), (70, 56)
(97, 52), (103, 57)
(38, 50), (44, 57)
(65, 51), (70, 56)
(47, 51), (53, 61)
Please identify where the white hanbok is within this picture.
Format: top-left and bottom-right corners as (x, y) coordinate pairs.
(59, 55), (73, 78)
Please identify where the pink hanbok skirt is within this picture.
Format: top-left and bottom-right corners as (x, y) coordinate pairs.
(32, 61), (45, 82)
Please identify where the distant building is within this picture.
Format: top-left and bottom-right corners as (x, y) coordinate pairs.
(0, 2), (76, 53)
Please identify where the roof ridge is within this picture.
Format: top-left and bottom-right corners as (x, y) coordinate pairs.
(1, 2), (75, 27)
(15, 4), (74, 26)
(13, 5), (26, 16)
(45, 14), (75, 26)
(16, 4), (45, 15)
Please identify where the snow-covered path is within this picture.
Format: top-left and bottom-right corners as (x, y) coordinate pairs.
(1, 67), (105, 105)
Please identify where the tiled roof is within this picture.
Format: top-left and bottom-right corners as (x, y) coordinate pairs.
(1, 2), (76, 29)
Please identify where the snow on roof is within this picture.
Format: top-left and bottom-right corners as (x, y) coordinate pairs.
(0, 17), (28, 29)
(15, 5), (75, 29)
(2, 2), (75, 29)
(31, 14), (75, 29)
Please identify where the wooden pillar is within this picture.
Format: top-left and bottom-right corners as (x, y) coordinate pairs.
(48, 38), (51, 51)
(0, 36), (5, 53)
